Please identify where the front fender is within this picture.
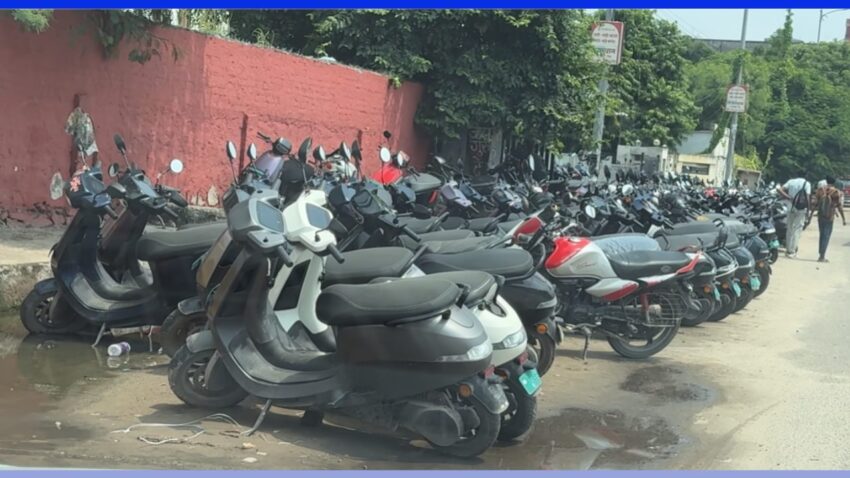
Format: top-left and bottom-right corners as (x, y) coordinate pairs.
(185, 330), (216, 353)
(177, 296), (204, 317)
(34, 278), (58, 295)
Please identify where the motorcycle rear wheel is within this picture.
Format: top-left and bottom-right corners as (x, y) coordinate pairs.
(429, 397), (500, 458)
(708, 288), (737, 321)
(168, 346), (247, 408)
(606, 322), (680, 359)
(753, 267), (771, 298)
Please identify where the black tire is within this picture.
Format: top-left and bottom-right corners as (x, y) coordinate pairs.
(20, 280), (87, 334)
(753, 267), (771, 298)
(429, 397), (501, 458)
(498, 376), (537, 441)
(768, 248), (779, 264)
(680, 295), (714, 327)
(160, 308), (207, 358)
(168, 345), (247, 408)
(606, 322), (680, 359)
(733, 284), (754, 313)
(529, 332), (556, 377)
(708, 288), (737, 322)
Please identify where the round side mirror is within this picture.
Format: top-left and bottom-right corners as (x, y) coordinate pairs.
(379, 147), (392, 164)
(108, 163), (120, 178)
(49, 172), (65, 201)
(395, 151), (409, 168)
(584, 204), (597, 219)
(313, 146), (326, 163)
(114, 134), (127, 154)
(383, 130), (392, 140)
(170, 159), (184, 174)
(247, 143), (258, 162)
(226, 141), (237, 161)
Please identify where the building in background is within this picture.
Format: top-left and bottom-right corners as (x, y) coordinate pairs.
(673, 127), (730, 185)
(736, 168), (762, 189)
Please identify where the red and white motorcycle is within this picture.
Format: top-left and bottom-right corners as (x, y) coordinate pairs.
(516, 211), (701, 359)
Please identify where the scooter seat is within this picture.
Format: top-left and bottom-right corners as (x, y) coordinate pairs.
(417, 248), (534, 279)
(655, 234), (707, 252)
(420, 236), (502, 254)
(371, 271), (497, 307)
(136, 223), (226, 261)
(607, 251), (692, 280)
(592, 233), (661, 255)
(397, 216), (443, 234)
(317, 277), (461, 327)
(398, 229), (474, 249)
(323, 247), (414, 286)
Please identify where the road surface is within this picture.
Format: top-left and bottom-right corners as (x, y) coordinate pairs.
(0, 223), (848, 469)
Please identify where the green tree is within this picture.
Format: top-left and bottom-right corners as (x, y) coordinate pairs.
(602, 10), (698, 150)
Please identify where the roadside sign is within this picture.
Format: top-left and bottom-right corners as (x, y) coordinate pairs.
(591, 21), (624, 65)
(725, 84), (748, 113)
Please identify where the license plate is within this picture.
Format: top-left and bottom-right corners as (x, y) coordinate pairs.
(732, 282), (742, 297)
(713, 288), (721, 301)
(749, 275), (761, 291)
(518, 369), (542, 395)
(768, 239), (780, 248)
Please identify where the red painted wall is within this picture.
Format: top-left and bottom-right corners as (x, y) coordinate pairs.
(0, 11), (430, 210)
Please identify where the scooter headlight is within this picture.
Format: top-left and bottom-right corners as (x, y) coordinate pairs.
(436, 340), (492, 362)
(495, 328), (526, 350)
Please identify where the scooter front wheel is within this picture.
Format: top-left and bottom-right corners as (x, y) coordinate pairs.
(708, 288), (737, 322)
(529, 332), (556, 377)
(20, 280), (86, 334)
(768, 248), (779, 264)
(429, 398), (500, 458)
(168, 346), (247, 409)
(753, 267), (771, 298)
(498, 375), (537, 441)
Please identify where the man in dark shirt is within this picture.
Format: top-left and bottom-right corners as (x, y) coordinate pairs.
(808, 176), (846, 263)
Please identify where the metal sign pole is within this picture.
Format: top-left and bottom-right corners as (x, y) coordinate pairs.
(724, 9), (748, 184)
(593, 9), (615, 177)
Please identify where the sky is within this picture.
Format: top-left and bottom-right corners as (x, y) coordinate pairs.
(654, 9), (849, 43)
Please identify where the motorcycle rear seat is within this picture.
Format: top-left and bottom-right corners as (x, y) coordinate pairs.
(592, 233), (661, 255)
(655, 234), (707, 252)
(136, 222), (226, 261)
(417, 248), (534, 280)
(607, 251), (693, 280)
(398, 229), (474, 249)
(371, 271), (497, 307)
(323, 247), (414, 286)
(317, 277), (461, 327)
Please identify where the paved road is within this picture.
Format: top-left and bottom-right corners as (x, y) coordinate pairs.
(0, 223), (848, 469)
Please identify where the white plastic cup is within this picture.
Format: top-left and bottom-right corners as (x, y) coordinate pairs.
(107, 341), (131, 357)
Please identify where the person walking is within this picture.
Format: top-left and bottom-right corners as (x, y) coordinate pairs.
(776, 171), (811, 258)
(808, 175), (846, 263)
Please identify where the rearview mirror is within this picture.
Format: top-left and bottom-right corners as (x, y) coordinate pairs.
(379, 147), (392, 164)
(351, 140), (362, 161)
(114, 134), (127, 154)
(313, 146), (326, 163)
(383, 130), (392, 140)
(49, 172), (65, 201)
(340, 142), (351, 161)
(604, 165), (611, 180)
(584, 204), (597, 219)
(226, 141), (237, 161)
(298, 137), (313, 163)
(395, 151), (409, 168)
(247, 143), (258, 162)
(108, 163), (120, 178)
(170, 159), (184, 175)
(435, 156), (446, 166)
(527, 155), (535, 171)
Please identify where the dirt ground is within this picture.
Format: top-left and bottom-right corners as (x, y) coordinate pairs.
(0, 224), (848, 470)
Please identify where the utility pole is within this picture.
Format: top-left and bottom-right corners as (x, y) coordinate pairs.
(817, 9), (849, 42)
(724, 9), (748, 184)
(593, 9), (614, 177)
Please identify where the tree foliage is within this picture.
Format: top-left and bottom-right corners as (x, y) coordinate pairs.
(603, 10), (698, 149)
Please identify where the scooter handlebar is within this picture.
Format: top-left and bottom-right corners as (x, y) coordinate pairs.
(103, 205), (119, 220)
(275, 245), (294, 267)
(401, 225), (421, 242)
(327, 244), (345, 264)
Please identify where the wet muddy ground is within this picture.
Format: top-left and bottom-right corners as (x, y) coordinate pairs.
(1, 226), (849, 469)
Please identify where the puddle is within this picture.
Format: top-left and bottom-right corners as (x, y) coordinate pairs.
(620, 366), (711, 402)
(0, 328), (167, 451)
(379, 407), (685, 470)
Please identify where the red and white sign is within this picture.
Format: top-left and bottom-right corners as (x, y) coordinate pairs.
(725, 84), (748, 113)
(591, 21), (624, 65)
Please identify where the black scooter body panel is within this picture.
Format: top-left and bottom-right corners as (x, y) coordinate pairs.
(500, 272), (558, 324)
